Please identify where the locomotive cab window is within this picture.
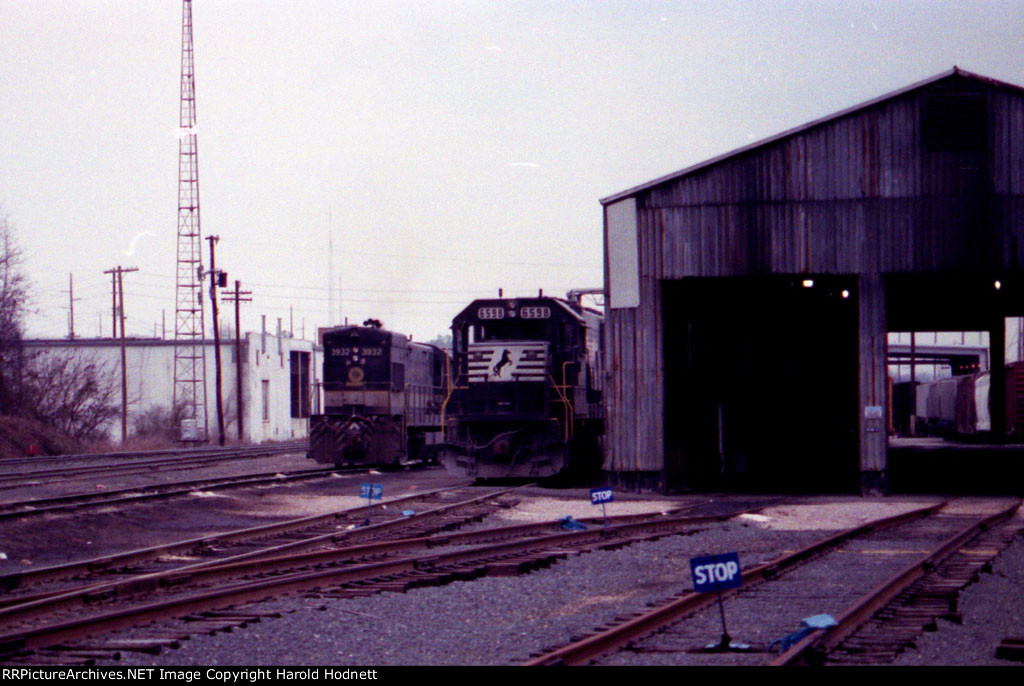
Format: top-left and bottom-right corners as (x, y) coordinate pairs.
(562, 322), (577, 350)
(454, 324), (467, 354)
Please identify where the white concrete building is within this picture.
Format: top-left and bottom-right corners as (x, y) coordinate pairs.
(23, 331), (322, 443)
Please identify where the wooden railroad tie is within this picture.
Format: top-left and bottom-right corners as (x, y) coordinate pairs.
(996, 637), (1024, 663)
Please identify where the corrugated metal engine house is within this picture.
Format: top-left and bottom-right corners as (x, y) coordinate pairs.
(601, 68), (1024, 494)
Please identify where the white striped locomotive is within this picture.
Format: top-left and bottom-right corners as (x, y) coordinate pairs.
(308, 323), (447, 468)
(440, 294), (605, 479)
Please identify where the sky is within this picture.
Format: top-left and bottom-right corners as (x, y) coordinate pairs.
(3, 0), (1024, 344)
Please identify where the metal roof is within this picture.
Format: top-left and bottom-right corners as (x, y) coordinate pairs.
(600, 67), (1024, 206)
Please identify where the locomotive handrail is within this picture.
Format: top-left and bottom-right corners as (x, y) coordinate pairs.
(549, 361), (576, 442)
(440, 352), (465, 443)
(403, 383), (445, 425)
(321, 381), (393, 392)
(562, 360), (576, 439)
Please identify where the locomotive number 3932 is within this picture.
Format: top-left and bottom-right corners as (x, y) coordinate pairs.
(330, 346), (383, 357)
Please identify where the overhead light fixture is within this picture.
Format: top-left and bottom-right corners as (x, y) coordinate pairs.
(802, 279), (814, 288)
(841, 289), (850, 299)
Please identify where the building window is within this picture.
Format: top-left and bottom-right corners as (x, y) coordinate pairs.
(262, 380), (270, 422)
(290, 351), (311, 418)
(923, 92), (986, 151)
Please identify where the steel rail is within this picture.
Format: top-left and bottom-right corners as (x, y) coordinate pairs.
(0, 486), (518, 625)
(0, 467), (342, 521)
(0, 499), (734, 621)
(0, 482), (475, 593)
(0, 444), (306, 487)
(769, 499), (1023, 666)
(0, 555), (422, 655)
(0, 441), (307, 468)
(522, 500), (948, 666)
(0, 503), (770, 657)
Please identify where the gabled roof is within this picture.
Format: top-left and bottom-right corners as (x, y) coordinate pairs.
(601, 67), (1024, 206)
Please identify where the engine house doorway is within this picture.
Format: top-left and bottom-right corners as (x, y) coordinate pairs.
(885, 273), (1024, 494)
(662, 276), (860, 492)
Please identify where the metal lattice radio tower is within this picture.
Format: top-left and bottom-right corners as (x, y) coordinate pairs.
(172, 0), (208, 441)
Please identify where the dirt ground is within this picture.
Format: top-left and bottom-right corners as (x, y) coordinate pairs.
(0, 462), (471, 570)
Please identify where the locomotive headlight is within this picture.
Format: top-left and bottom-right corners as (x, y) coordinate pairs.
(802, 279), (814, 288)
(995, 280), (1002, 290)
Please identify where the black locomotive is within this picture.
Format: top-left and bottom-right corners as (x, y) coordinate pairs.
(440, 293), (605, 479)
(308, 322), (447, 468)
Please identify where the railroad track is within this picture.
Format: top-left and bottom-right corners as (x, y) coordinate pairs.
(0, 482), (495, 597)
(524, 498), (1022, 666)
(775, 501), (1024, 666)
(0, 441), (307, 469)
(0, 466), (345, 521)
(0, 442), (307, 491)
(0, 498), (772, 664)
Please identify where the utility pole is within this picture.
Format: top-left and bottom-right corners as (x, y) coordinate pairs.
(223, 280), (252, 441)
(63, 273), (81, 339)
(206, 235), (226, 445)
(328, 206), (335, 325)
(104, 266), (138, 442)
(109, 270), (118, 338)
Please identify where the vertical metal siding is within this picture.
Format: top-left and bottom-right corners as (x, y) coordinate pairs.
(632, 91), (1014, 279)
(605, 76), (1024, 476)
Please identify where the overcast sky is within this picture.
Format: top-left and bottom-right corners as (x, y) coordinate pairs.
(3, 0), (1024, 344)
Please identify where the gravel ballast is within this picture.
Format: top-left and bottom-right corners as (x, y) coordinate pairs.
(892, 527), (1024, 666)
(83, 494), (1022, 667)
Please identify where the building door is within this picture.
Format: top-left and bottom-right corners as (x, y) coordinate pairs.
(662, 275), (860, 492)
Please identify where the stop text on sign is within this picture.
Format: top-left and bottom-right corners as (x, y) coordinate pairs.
(360, 483), (383, 500)
(689, 552), (742, 592)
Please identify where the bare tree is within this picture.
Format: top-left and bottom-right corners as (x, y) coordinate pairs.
(427, 333), (452, 351)
(132, 402), (190, 442)
(23, 351), (119, 442)
(1, 216), (120, 445)
(0, 214), (29, 414)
